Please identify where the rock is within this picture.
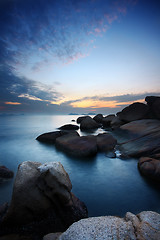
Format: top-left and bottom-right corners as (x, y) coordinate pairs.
(93, 114), (103, 123)
(110, 116), (124, 129)
(96, 133), (117, 152)
(71, 120), (75, 122)
(138, 157), (160, 181)
(0, 166), (14, 179)
(43, 233), (62, 240)
(105, 151), (116, 158)
(117, 102), (149, 122)
(0, 234), (32, 240)
(56, 134), (97, 157)
(116, 119), (160, 157)
(145, 96), (160, 119)
(102, 114), (115, 127)
(0, 203), (8, 221)
(0, 161), (88, 236)
(36, 131), (69, 143)
(80, 116), (99, 130)
(58, 124), (79, 131)
(76, 116), (88, 124)
(58, 211), (160, 240)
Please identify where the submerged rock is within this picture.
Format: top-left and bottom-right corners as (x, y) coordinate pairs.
(58, 124), (79, 131)
(0, 166), (14, 179)
(0, 161), (88, 237)
(57, 211), (160, 240)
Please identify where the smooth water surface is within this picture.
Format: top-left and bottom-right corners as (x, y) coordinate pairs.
(0, 114), (160, 217)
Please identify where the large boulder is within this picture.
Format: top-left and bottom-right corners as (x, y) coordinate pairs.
(138, 157), (160, 181)
(80, 116), (99, 130)
(57, 211), (160, 240)
(36, 131), (69, 143)
(110, 116), (124, 129)
(56, 134), (97, 157)
(0, 166), (14, 179)
(117, 102), (149, 122)
(116, 119), (160, 157)
(96, 133), (117, 152)
(76, 116), (88, 124)
(102, 114), (115, 127)
(58, 124), (79, 131)
(0, 162), (88, 237)
(145, 96), (160, 119)
(93, 114), (103, 123)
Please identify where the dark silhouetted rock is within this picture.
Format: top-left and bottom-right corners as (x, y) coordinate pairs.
(138, 157), (160, 181)
(0, 166), (14, 179)
(58, 124), (79, 131)
(117, 119), (160, 157)
(96, 133), (117, 152)
(80, 116), (99, 130)
(43, 232), (62, 240)
(0, 161), (88, 236)
(117, 102), (149, 122)
(76, 116), (88, 124)
(56, 134), (97, 157)
(36, 131), (68, 143)
(110, 116), (124, 129)
(145, 96), (160, 106)
(102, 114), (115, 127)
(93, 114), (103, 123)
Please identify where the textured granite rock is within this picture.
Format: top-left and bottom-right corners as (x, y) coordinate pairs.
(57, 211), (160, 240)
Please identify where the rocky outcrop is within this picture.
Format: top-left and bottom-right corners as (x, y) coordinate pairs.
(0, 162), (88, 237)
(56, 134), (97, 157)
(145, 96), (160, 119)
(102, 114), (115, 127)
(93, 114), (103, 123)
(110, 116), (124, 129)
(138, 157), (160, 181)
(0, 166), (14, 179)
(117, 102), (149, 122)
(51, 211), (160, 240)
(96, 133), (117, 152)
(116, 119), (160, 157)
(58, 124), (79, 131)
(80, 116), (100, 130)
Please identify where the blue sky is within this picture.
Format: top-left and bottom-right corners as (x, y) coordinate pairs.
(0, 0), (160, 114)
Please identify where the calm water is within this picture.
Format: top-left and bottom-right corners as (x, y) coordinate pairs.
(0, 114), (160, 217)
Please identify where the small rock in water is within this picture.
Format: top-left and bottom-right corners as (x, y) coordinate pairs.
(0, 166), (14, 179)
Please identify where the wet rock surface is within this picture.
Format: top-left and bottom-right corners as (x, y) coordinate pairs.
(138, 157), (160, 181)
(0, 161), (88, 238)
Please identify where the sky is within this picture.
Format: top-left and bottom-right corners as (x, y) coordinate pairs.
(0, 0), (160, 114)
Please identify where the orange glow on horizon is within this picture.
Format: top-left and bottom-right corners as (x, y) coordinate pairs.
(70, 98), (145, 109)
(5, 102), (21, 105)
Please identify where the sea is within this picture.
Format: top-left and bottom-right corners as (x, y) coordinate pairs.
(0, 114), (160, 217)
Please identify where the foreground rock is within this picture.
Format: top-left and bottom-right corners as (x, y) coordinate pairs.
(58, 124), (79, 131)
(117, 102), (149, 123)
(96, 133), (117, 152)
(116, 119), (160, 157)
(0, 166), (14, 179)
(80, 116), (100, 130)
(0, 161), (88, 238)
(56, 134), (97, 157)
(49, 211), (160, 240)
(138, 157), (160, 181)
